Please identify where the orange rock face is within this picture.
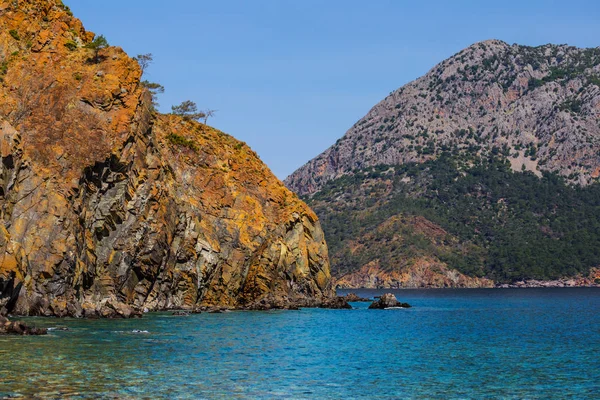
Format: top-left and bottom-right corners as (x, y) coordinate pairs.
(0, 0), (331, 316)
(333, 215), (494, 289)
(335, 258), (494, 289)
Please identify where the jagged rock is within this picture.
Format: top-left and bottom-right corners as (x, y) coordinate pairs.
(0, 315), (47, 335)
(335, 255), (495, 290)
(495, 271), (600, 288)
(243, 295), (301, 310)
(242, 293), (353, 310)
(320, 297), (352, 309)
(343, 293), (371, 302)
(101, 300), (142, 319)
(286, 40), (600, 195)
(0, 0), (333, 317)
(172, 311), (190, 316)
(368, 293), (411, 309)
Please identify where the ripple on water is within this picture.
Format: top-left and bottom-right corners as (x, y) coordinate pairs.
(1, 288), (599, 399)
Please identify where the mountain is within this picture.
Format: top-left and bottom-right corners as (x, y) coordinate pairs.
(286, 40), (600, 195)
(0, 0), (332, 317)
(285, 40), (600, 288)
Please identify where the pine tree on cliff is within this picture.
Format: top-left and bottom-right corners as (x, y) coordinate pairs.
(134, 53), (153, 75)
(85, 35), (108, 63)
(171, 100), (206, 121)
(134, 53), (165, 108)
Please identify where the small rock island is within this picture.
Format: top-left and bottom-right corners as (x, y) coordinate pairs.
(368, 293), (411, 309)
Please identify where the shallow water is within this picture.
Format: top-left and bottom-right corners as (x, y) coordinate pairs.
(1, 288), (599, 399)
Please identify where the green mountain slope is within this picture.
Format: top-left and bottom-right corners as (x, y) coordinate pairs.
(305, 155), (600, 285)
(288, 40), (600, 287)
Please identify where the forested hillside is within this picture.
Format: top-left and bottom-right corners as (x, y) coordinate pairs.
(306, 154), (600, 285)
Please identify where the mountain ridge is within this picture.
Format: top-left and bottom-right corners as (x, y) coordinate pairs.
(286, 39), (600, 195)
(286, 39), (600, 288)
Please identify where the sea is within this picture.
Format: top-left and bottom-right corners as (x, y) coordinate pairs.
(1, 288), (599, 399)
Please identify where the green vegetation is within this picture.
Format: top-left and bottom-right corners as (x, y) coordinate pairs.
(134, 53), (154, 75)
(64, 40), (78, 51)
(9, 29), (20, 41)
(448, 45), (600, 94)
(528, 78), (543, 90)
(134, 54), (165, 108)
(84, 35), (108, 63)
(142, 80), (164, 108)
(0, 61), (9, 82)
(559, 98), (583, 113)
(171, 100), (205, 121)
(166, 133), (198, 152)
(588, 75), (600, 87)
(307, 155), (600, 282)
(301, 43), (600, 283)
(57, 1), (74, 16)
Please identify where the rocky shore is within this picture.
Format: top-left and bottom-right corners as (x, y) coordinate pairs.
(368, 293), (411, 309)
(342, 293), (371, 302)
(333, 260), (495, 290)
(0, 315), (46, 335)
(495, 268), (600, 288)
(0, 0), (332, 316)
(496, 279), (600, 288)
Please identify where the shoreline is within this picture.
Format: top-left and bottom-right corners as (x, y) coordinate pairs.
(337, 283), (600, 290)
(336, 273), (600, 290)
(0, 296), (354, 321)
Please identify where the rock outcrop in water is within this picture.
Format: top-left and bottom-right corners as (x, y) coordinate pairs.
(0, 315), (46, 335)
(368, 293), (411, 309)
(342, 293), (371, 302)
(0, 0), (332, 317)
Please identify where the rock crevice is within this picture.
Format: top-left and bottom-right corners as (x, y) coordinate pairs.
(0, 0), (332, 317)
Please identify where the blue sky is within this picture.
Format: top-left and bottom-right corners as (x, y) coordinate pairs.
(67, 0), (600, 179)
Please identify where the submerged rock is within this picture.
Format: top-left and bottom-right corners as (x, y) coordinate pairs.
(47, 327), (69, 331)
(368, 293), (411, 309)
(0, 315), (47, 335)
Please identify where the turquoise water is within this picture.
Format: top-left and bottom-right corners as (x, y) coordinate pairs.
(1, 288), (599, 399)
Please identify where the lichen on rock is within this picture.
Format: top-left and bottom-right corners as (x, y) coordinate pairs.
(0, 0), (333, 317)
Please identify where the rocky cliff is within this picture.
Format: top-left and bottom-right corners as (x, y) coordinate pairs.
(286, 40), (600, 287)
(0, 0), (332, 317)
(286, 40), (600, 195)
(332, 215), (493, 289)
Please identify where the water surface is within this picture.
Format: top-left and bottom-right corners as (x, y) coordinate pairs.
(1, 288), (599, 399)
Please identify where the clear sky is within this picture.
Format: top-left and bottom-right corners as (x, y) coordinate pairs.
(67, 0), (600, 179)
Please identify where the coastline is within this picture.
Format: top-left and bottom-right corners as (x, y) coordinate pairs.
(495, 280), (600, 289)
(337, 281), (600, 291)
(336, 267), (600, 290)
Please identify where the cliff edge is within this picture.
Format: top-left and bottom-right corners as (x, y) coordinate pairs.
(0, 0), (332, 317)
